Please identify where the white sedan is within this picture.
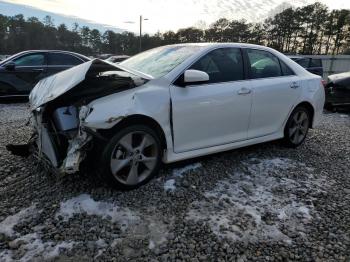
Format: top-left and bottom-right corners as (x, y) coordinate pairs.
(16, 43), (325, 189)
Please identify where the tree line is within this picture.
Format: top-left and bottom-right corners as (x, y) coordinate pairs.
(0, 2), (349, 56)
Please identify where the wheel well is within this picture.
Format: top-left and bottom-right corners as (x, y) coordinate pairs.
(295, 102), (315, 128)
(99, 114), (167, 150)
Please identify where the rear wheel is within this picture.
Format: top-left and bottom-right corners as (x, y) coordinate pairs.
(99, 125), (162, 190)
(283, 106), (310, 148)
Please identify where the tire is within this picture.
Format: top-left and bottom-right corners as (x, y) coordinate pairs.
(98, 125), (162, 190)
(283, 106), (310, 148)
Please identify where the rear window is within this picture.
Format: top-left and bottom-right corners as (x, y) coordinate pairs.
(310, 59), (322, 67)
(295, 58), (310, 68)
(48, 53), (83, 66)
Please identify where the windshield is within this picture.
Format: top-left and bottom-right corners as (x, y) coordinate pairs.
(119, 45), (203, 78)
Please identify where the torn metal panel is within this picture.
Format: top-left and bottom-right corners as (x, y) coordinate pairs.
(39, 126), (59, 168)
(106, 116), (125, 124)
(60, 131), (92, 174)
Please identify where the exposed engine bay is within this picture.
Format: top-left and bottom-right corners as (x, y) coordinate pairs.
(7, 59), (147, 175)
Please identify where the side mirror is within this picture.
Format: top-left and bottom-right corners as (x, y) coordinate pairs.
(5, 62), (15, 71)
(184, 69), (209, 84)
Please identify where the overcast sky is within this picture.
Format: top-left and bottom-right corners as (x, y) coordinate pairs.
(2, 0), (350, 33)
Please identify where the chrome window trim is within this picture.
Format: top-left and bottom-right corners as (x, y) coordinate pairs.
(181, 74), (297, 88)
(4, 51), (86, 67)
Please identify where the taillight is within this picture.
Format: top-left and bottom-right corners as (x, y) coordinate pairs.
(321, 79), (327, 88)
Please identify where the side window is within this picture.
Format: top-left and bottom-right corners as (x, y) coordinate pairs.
(310, 59), (322, 67)
(247, 49), (282, 79)
(48, 53), (83, 66)
(13, 53), (45, 66)
(280, 60), (295, 76)
(190, 48), (244, 84)
(295, 58), (310, 68)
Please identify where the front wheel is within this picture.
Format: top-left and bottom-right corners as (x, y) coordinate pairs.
(99, 125), (162, 190)
(283, 106), (310, 148)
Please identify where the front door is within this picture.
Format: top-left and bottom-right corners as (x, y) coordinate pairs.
(170, 48), (252, 153)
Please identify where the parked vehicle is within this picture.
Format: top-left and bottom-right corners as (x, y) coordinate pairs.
(324, 71), (350, 111)
(0, 50), (90, 98)
(105, 55), (130, 64)
(7, 43), (325, 189)
(288, 56), (323, 77)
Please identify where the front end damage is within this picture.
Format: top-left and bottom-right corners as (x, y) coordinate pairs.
(30, 105), (92, 174)
(7, 59), (148, 175)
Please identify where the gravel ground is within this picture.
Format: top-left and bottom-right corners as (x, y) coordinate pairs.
(0, 103), (349, 262)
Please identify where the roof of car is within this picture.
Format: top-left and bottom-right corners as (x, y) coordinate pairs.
(287, 55), (321, 60)
(163, 42), (268, 48)
(160, 43), (285, 54)
(23, 50), (89, 58)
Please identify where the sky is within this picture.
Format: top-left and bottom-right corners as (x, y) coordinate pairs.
(1, 0), (350, 33)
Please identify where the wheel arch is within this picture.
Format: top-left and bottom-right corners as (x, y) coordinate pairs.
(293, 101), (315, 128)
(98, 114), (168, 151)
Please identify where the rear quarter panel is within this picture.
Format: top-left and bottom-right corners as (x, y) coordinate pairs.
(300, 76), (325, 127)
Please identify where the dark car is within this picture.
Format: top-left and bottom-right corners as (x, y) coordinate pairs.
(324, 72), (350, 111)
(288, 56), (323, 77)
(0, 50), (90, 98)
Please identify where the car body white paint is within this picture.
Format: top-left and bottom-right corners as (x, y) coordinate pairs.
(79, 43), (324, 164)
(28, 43), (325, 171)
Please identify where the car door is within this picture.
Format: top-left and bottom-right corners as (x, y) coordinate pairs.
(244, 48), (302, 139)
(0, 52), (47, 96)
(170, 47), (252, 153)
(46, 52), (85, 77)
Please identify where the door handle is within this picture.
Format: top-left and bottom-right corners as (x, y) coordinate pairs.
(291, 82), (299, 89)
(237, 87), (252, 95)
(33, 68), (44, 72)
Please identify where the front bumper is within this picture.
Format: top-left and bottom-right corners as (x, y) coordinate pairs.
(32, 111), (92, 175)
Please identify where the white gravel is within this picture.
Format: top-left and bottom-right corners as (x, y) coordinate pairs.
(0, 103), (349, 261)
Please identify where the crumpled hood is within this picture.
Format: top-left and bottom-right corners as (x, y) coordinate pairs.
(29, 59), (150, 110)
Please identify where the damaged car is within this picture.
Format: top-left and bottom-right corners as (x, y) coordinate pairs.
(7, 43), (325, 189)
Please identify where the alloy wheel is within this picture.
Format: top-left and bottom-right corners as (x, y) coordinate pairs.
(110, 131), (158, 186)
(289, 111), (309, 145)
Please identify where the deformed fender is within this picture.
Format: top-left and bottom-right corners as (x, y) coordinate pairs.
(82, 84), (173, 149)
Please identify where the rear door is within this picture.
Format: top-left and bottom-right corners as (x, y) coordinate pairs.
(244, 48), (302, 138)
(0, 52), (47, 96)
(170, 47), (252, 153)
(47, 52), (85, 77)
